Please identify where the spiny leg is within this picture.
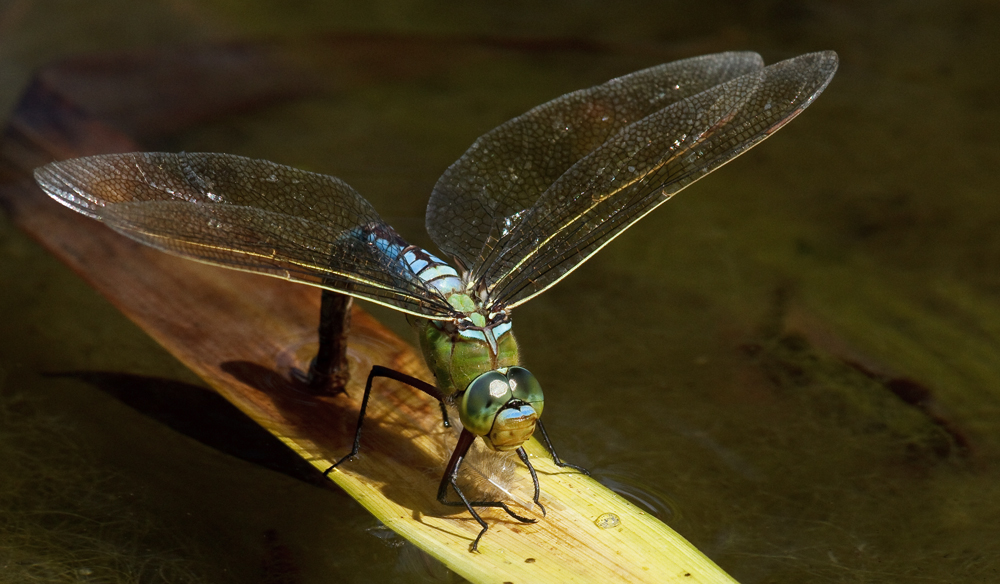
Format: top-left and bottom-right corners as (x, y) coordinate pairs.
(323, 365), (443, 474)
(437, 429), (537, 552)
(439, 430), (490, 553)
(438, 400), (451, 428)
(317, 366), (527, 552)
(516, 447), (546, 517)
(535, 420), (589, 475)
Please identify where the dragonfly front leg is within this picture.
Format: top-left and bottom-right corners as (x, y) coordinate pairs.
(323, 365), (443, 474)
(438, 400), (451, 428)
(516, 447), (546, 518)
(535, 420), (589, 475)
(296, 290), (353, 394)
(438, 429), (537, 553)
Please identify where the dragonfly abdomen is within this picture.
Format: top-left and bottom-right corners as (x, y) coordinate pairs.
(352, 222), (463, 297)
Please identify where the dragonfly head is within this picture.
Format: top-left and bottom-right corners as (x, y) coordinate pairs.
(458, 366), (544, 451)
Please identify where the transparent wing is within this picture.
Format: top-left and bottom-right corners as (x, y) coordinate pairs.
(445, 51), (838, 309)
(426, 51), (766, 272)
(35, 152), (456, 318)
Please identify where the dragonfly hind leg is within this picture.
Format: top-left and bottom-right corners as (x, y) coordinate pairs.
(438, 429), (539, 552)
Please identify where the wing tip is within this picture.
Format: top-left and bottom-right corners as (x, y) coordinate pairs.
(793, 50), (840, 110)
(789, 49), (840, 85)
(34, 160), (106, 219)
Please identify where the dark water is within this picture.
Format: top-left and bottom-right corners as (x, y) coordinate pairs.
(2, 1), (999, 582)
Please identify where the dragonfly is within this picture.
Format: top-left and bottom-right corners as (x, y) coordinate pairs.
(34, 50), (838, 552)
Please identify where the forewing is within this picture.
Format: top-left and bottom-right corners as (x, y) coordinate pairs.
(34, 152), (456, 318)
(479, 51), (839, 308)
(426, 52), (765, 271)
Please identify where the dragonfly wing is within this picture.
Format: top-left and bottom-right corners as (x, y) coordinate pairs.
(426, 51), (766, 272)
(35, 152), (456, 318)
(477, 51), (839, 309)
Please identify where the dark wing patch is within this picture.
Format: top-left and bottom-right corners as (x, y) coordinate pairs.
(426, 51), (766, 273)
(429, 51), (837, 309)
(35, 152), (455, 318)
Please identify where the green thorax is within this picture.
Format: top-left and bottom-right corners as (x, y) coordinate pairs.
(414, 293), (519, 396)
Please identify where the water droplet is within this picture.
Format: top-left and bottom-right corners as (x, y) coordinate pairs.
(595, 513), (620, 529)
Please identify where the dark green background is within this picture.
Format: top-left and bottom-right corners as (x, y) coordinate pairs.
(1, 1), (997, 582)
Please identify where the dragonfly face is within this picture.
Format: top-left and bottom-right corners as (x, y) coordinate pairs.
(460, 366), (545, 451)
(34, 50), (839, 551)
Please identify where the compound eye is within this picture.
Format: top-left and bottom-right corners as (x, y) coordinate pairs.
(506, 366), (544, 418)
(459, 371), (512, 436)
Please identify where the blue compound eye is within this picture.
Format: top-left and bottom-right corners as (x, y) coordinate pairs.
(506, 366), (544, 418)
(459, 371), (512, 436)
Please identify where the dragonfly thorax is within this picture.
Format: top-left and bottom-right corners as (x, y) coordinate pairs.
(417, 312), (541, 451)
(416, 304), (517, 389)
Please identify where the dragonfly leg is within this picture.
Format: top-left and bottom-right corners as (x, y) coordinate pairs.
(516, 447), (546, 517)
(535, 420), (589, 475)
(295, 290), (352, 394)
(438, 400), (451, 428)
(323, 365), (443, 474)
(438, 429), (537, 552)
(446, 468), (490, 553)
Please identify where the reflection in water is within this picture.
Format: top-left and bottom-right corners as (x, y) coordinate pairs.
(366, 525), (464, 583)
(595, 470), (678, 523)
